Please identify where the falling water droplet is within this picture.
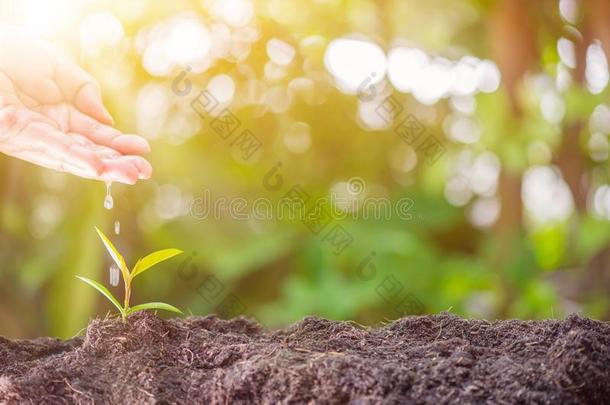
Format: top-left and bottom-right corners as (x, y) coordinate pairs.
(109, 264), (120, 287)
(104, 183), (114, 210)
(114, 220), (121, 235)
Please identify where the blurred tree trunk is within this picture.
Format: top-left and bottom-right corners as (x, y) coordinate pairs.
(582, 0), (610, 318)
(555, 121), (587, 212)
(551, 0), (610, 318)
(488, 0), (537, 316)
(489, 0), (538, 116)
(588, 0), (610, 58)
(554, 1), (589, 212)
(555, 0), (610, 212)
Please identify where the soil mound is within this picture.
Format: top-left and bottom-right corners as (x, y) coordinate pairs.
(0, 312), (609, 404)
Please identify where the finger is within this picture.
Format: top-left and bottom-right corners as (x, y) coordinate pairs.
(69, 109), (150, 155)
(123, 155), (153, 179)
(68, 132), (151, 180)
(14, 149), (103, 179)
(75, 83), (114, 125)
(21, 79), (62, 106)
(111, 134), (151, 155)
(6, 121), (104, 177)
(14, 87), (43, 109)
(0, 73), (61, 131)
(14, 147), (143, 185)
(48, 47), (113, 125)
(69, 133), (122, 158)
(98, 157), (140, 185)
(39, 104), (70, 132)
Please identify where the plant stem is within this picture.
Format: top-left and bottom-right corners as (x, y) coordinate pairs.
(123, 277), (132, 322)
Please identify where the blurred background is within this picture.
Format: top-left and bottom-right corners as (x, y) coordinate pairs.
(1, 0), (610, 339)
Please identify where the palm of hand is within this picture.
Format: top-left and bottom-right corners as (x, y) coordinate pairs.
(0, 25), (151, 184)
(0, 98), (151, 184)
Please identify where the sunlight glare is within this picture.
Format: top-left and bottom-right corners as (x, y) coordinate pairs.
(586, 41), (609, 94)
(210, 0), (254, 27)
(20, 0), (75, 37)
(324, 38), (387, 94)
(142, 15), (211, 76)
(267, 38), (296, 66)
(80, 12), (124, 55)
(522, 166), (574, 223)
(387, 46), (500, 104)
(207, 74), (236, 103)
(592, 185), (610, 220)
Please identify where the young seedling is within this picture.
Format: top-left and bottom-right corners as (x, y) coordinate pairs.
(77, 227), (183, 322)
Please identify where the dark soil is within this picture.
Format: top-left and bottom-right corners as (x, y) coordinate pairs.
(0, 312), (609, 404)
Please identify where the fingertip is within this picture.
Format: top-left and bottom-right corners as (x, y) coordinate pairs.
(141, 138), (151, 154)
(92, 160), (104, 177)
(103, 109), (115, 126)
(69, 144), (104, 177)
(111, 135), (151, 155)
(123, 176), (138, 185)
(75, 83), (114, 125)
(141, 165), (152, 180)
(124, 156), (153, 180)
(100, 158), (139, 185)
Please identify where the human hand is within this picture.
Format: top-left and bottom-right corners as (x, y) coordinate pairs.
(0, 25), (151, 184)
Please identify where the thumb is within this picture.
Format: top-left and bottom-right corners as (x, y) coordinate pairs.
(74, 83), (114, 126)
(48, 47), (114, 125)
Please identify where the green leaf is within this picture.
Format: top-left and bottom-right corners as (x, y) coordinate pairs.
(131, 249), (183, 279)
(126, 302), (183, 316)
(76, 276), (125, 317)
(95, 227), (127, 277)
